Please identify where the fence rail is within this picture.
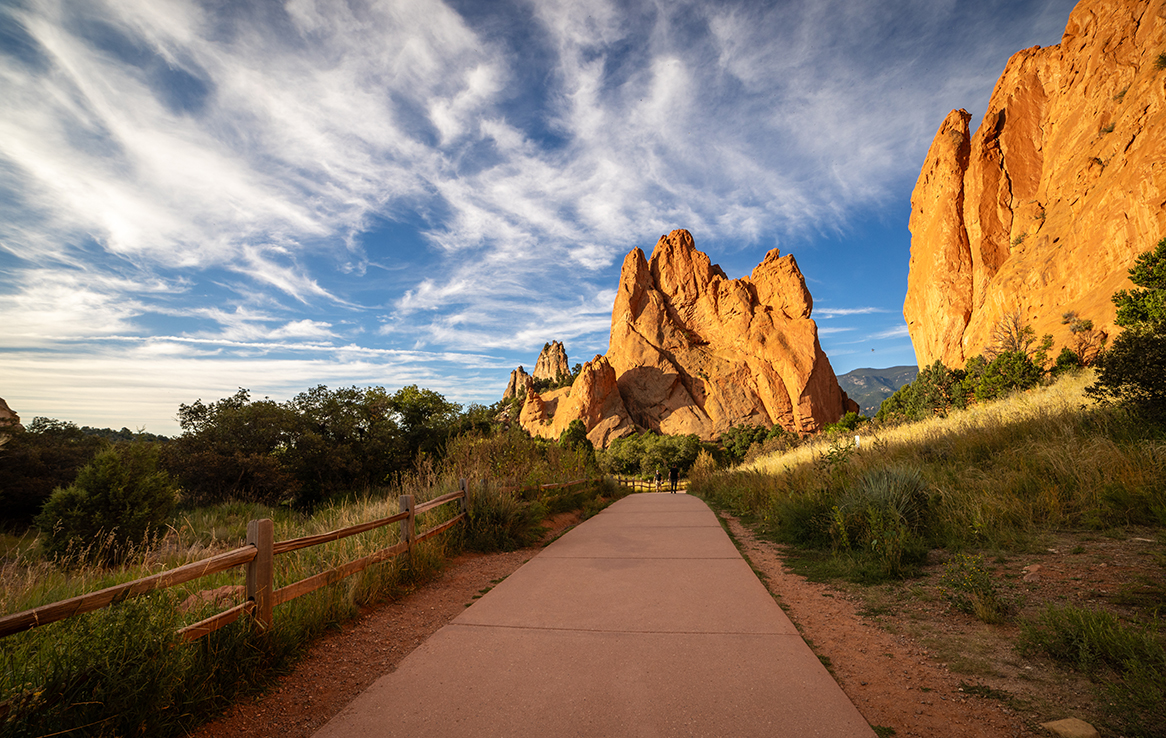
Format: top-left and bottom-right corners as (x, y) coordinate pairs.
(0, 479), (475, 641)
(0, 476), (612, 642)
(614, 474), (676, 493)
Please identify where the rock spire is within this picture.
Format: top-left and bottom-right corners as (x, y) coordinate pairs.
(905, 0), (1166, 367)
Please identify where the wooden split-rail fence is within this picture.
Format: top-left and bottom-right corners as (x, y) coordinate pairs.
(0, 477), (600, 642)
(613, 474), (682, 493)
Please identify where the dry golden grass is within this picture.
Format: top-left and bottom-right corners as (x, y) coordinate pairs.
(695, 370), (1166, 552)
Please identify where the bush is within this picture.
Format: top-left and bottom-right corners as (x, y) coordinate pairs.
(974, 350), (1043, 402)
(824, 411), (869, 435)
(1088, 330), (1166, 421)
(829, 467), (931, 577)
(35, 444), (178, 564)
(0, 418), (105, 526)
(939, 553), (1011, 623)
(1089, 236), (1166, 421)
(877, 360), (969, 421)
(1052, 347), (1083, 376)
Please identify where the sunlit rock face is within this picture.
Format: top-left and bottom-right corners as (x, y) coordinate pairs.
(906, 0), (1166, 367)
(520, 355), (635, 448)
(532, 341), (570, 381)
(517, 229), (856, 445)
(502, 366), (533, 402)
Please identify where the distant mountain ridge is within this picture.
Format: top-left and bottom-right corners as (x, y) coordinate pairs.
(836, 366), (918, 417)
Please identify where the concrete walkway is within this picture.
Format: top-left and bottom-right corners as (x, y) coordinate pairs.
(314, 493), (874, 737)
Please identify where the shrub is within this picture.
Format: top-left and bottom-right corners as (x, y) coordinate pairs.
(35, 444), (178, 564)
(558, 419), (594, 459)
(974, 350), (1043, 402)
(1089, 236), (1166, 421)
(823, 411), (869, 435)
(877, 359), (970, 421)
(719, 423), (785, 464)
(0, 418), (106, 525)
(830, 467), (931, 577)
(939, 553), (1011, 623)
(1052, 347), (1083, 376)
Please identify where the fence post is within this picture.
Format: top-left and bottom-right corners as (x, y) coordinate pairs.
(246, 518), (274, 630)
(399, 494), (415, 546)
(459, 478), (469, 516)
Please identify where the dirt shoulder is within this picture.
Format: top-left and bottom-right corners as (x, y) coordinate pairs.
(719, 513), (1035, 738)
(719, 511), (1165, 738)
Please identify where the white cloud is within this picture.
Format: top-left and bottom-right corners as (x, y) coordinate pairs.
(0, 0), (1078, 426)
(869, 325), (911, 340)
(816, 307), (890, 318)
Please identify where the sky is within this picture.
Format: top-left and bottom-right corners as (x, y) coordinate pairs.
(0, 0), (1080, 435)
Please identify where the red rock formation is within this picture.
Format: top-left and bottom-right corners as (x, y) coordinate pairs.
(0, 397), (22, 438)
(606, 230), (854, 437)
(906, 0), (1166, 367)
(519, 355), (634, 447)
(518, 230), (856, 445)
(502, 366), (533, 402)
(532, 341), (570, 381)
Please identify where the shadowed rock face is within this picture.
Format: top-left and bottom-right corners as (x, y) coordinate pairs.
(0, 397), (21, 435)
(518, 230), (856, 446)
(906, 0), (1166, 367)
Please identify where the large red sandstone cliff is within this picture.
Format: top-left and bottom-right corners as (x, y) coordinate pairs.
(906, 0), (1166, 367)
(519, 230), (857, 447)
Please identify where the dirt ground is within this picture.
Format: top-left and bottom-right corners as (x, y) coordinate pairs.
(191, 503), (1164, 738)
(720, 514), (1165, 738)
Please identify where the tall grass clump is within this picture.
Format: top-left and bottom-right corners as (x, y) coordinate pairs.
(830, 467), (931, 578)
(1019, 604), (1166, 737)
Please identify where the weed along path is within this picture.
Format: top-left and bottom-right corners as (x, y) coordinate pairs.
(313, 493), (873, 738)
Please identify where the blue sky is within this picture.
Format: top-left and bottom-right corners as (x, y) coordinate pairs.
(0, 0), (1078, 435)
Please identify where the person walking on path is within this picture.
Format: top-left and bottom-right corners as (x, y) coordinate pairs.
(669, 465), (679, 493)
(655, 469), (663, 493)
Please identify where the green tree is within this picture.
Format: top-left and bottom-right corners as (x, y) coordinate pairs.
(558, 419), (592, 452)
(877, 360), (971, 421)
(600, 432), (701, 477)
(164, 389), (299, 505)
(823, 411), (869, 434)
(974, 351), (1043, 402)
(35, 443), (177, 564)
(1052, 347), (1083, 377)
(388, 385), (461, 459)
(1061, 311), (1107, 365)
(0, 418), (105, 525)
(1088, 237), (1166, 420)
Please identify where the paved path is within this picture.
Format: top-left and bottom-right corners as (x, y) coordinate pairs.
(314, 493), (874, 737)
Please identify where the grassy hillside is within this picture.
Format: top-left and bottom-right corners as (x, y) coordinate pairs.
(723, 370), (1163, 546)
(836, 365), (918, 417)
